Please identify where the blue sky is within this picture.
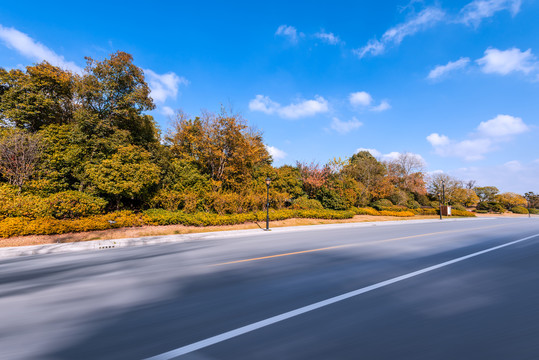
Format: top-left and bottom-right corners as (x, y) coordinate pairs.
(1, 0), (538, 193)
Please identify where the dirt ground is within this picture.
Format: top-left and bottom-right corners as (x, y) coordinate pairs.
(2, 213), (534, 248)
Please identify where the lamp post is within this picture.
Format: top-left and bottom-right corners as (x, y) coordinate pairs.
(441, 179), (446, 206)
(438, 192), (442, 220)
(265, 177), (271, 231)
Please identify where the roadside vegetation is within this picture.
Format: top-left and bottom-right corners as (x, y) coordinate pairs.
(0, 52), (537, 239)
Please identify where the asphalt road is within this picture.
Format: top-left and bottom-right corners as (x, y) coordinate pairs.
(1, 217), (539, 360)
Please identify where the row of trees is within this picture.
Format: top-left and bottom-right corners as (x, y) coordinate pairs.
(0, 52), (536, 218)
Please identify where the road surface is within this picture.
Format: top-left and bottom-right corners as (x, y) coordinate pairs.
(1, 217), (539, 359)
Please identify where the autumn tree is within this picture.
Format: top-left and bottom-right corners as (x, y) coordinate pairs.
(452, 188), (480, 207)
(386, 152), (426, 195)
(496, 192), (527, 209)
(0, 129), (42, 192)
(166, 109), (271, 191)
(0, 62), (74, 131)
(296, 161), (330, 199)
(524, 192), (539, 208)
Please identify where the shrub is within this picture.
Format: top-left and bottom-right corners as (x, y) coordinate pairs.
(451, 209), (476, 217)
(451, 204), (466, 211)
(413, 208), (438, 216)
(530, 208), (539, 215)
(379, 210), (415, 217)
(407, 200), (421, 209)
(475, 209), (489, 214)
(45, 191), (107, 219)
(291, 196), (323, 210)
(510, 206), (529, 214)
(353, 207), (380, 216)
(371, 199), (393, 210)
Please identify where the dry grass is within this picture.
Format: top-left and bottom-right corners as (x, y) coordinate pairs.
(0, 215), (441, 248)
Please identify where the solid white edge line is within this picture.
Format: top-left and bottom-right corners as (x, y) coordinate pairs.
(146, 233), (539, 360)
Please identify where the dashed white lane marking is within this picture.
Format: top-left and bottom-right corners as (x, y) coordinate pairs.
(146, 233), (539, 360)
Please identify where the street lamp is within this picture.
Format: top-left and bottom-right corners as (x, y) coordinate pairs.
(265, 177), (271, 231)
(441, 179), (446, 206)
(437, 192), (442, 220)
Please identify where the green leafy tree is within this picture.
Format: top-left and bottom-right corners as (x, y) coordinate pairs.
(0, 62), (74, 131)
(86, 145), (160, 207)
(474, 186), (499, 203)
(77, 51), (159, 147)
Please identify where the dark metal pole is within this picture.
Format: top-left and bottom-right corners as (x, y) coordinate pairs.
(266, 181), (270, 230)
(438, 193), (442, 220)
(442, 180), (446, 206)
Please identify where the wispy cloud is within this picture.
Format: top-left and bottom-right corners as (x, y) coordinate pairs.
(314, 31), (342, 45)
(0, 24), (82, 73)
(275, 25), (302, 44)
(144, 69), (189, 104)
(249, 95), (329, 119)
(354, 7), (445, 58)
(356, 148), (425, 163)
(427, 114), (529, 161)
(457, 0), (521, 26)
(265, 145), (287, 160)
(476, 47), (537, 75)
(330, 117), (362, 134)
(428, 57), (471, 79)
(355, 0), (522, 59)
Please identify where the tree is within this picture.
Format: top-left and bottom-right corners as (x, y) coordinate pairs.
(452, 188), (480, 207)
(474, 186), (499, 203)
(496, 192), (527, 209)
(0, 62), (74, 131)
(344, 151), (390, 202)
(86, 145), (160, 207)
(166, 109), (271, 191)
(296, 161), (330, 199)
(524, 192), (539, 208)
(386, 152), (426, 194)
(0, 129), (42, 191)
(427, 173), (462, 204)
(77, 51), (158, 146)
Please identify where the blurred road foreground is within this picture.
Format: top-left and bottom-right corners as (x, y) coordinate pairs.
(1, 217), (539, 359)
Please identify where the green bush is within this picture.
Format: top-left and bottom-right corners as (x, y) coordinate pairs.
(45, 191), (107, 219)
(451, 204), (466, 211)
(291, 196), (323, 210)
(475, 209), (489, 214)
(371, 199), (393, 210)
(530, 208), (539, 215)
(510, 206), (529, 214)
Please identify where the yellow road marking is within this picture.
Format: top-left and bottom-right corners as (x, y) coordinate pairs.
(211, 221), (522, 266)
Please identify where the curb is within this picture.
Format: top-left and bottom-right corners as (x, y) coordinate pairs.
(0, 217), (493, 260)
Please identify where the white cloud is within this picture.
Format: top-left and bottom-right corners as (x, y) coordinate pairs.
(161, 106), (175, 117)
(330, 117), (362, 134)
(476, 47), (537, 75)
(381, 151), (425, 163)
(504, 160), (523, 171)
(428, 57), (470, 79)
(458, 0), (521, 26)
(248, 95), (280, 114)
(370, 100), (391, 112)
(275, 25), (300, 43)
(477, 114), (529, 137)
(249, 95), (329, 119)
(349, 91), (373, 107)
(265, 145), (287, 160)
(349, 92), (390, 112)
(426, 133), (451, 146)
(354, 7), (445, 58)
(356, 148), (382, 157)
(427, 114), (529, 161)
(144, 69), (188, 104)
(0, 24), (82, 73)
(314, 31), (342, 45)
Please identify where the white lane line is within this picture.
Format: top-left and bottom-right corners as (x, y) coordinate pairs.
(146, 233), (539, 360)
